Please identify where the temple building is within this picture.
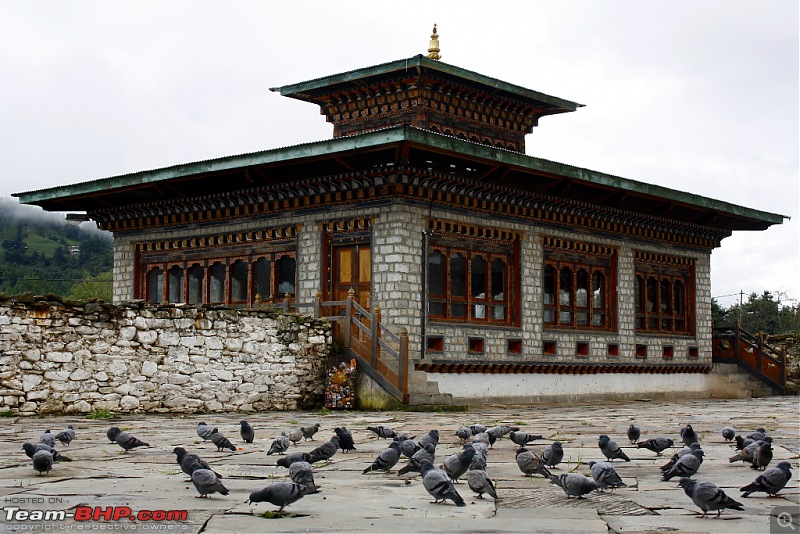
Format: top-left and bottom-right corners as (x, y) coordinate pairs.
(15, 28), (786, 405)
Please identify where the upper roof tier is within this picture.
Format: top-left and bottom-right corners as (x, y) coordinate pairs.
(272, 55), (582, 154)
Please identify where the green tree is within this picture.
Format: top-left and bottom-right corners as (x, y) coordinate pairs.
(68, 270), (113, 302)
(726, 291), (800, 335)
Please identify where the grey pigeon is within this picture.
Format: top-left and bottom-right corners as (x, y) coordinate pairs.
(400, 438), (421, 458)
(467, 458), (497, 500)
(173, 447), (220, 479)
(455, 427), (472, 442)
(363, 441), (401, 474)
(32, 450), (53, 475)
(196, 422), (213, 441)
(541, 441), (564, 468)
(730, 437), (772, 464)
(627, 424), (641, 444)
(287, 428), (304, 446)
(267, 433), (290, 455)
(106, 427), (119, 443)
(588, 461), (627, 491)
(470, 442), (488, 470)
(442, 445), (476, 484)
(515, 447), (551, 478)
(210, 429), (236, 452)
(276, 452), (312, 468)
(366, 425), (396, 439)
(721, 427), (736, 442)
(308, 436), (339, 464)
(660, 442), (703, 472)
(40, 430), (56, 448)
(662, 449), (704, 481)
(740, 461), (792, 497)
(636, 436), (674, 456)
(488, 425), (519, 440)
(398, 443), (436, 475)
(420, 460), (466, 507)
(678, 477), (744, 518)
(248, 482), (309, 513)
(472, 432), (491, 449)
(107, 427), (149, 452)
(598, 434), (630, 462)
(22, 443), (71, 463)
(301, 423), (321, 441)
(334, 427), (356, 452)
(55, 425), (76, 446)
(735, 435), (755, 450)
(418, 429), (440, 449)
(751, 440), (773, 470)
(680, 424), (699, 447)
(510, 431), (542, 447)
(239, 421), (255, 443)
(550, 473), (599, 498)
(288, 461), (320, 493)
(190, 462), (228, 498)
(469, 424), (487, 435)
(747, 428), (767, 441)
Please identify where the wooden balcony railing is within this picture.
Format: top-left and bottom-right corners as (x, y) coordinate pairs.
(712, 321), (786, 394)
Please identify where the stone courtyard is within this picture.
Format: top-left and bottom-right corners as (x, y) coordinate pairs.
(0, 395), (797, 533)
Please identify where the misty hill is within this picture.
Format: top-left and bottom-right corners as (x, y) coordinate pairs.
(0, 197), (113, 299)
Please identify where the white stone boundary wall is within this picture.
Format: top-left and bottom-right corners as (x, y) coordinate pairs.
(0, 296), (331, 415)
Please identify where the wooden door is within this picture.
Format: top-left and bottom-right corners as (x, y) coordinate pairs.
(332, 243), (371, 310)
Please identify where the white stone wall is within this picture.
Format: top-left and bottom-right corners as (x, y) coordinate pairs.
(0, 297), (330, 415)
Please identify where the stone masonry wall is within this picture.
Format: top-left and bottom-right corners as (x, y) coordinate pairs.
(0, 295), (331, 415)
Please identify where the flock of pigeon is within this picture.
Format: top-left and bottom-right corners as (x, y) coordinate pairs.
(22, 418), (793, 519)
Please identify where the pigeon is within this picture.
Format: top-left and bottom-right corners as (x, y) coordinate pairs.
(418, 430), (440, 449)
(747, 428), (767, 441)
(472, 432), (492, 449)
(32, 450), (53, 475)
(469, 424), (487, 435)
(488, 425), (519, 440)
(398, 443), (436, 475)
(40, 430), (56, 448)
(106, 427), (119, 443)
(735, 435), (755, 450)
(362, 441), (401, 474)
(740, 461), (792, 497)
(627, 424), (641, 444)
(455, 427), (472, 443)
(366, 425), (397, 440)
(420, 460), (466, 507)
(287, 428), (304, 445)
(22, 443), (71, 462)
(550, 473), (599, 499)
(509, 431), (542, 447)
(210, 429), (236, 452)
(588, 461), (627, 492)
(190, 462), (229, 498)
(662, 448), (704, 481)
(248, 482), (309, 513)
(470, 442), (488, 469)
(288, 461), (320, 493)
(308, 436), (339, 464)
(334, 427), (356, 452)
(173, 447), (220, 479)
(442, 445), (476, 484)
(680, 424), (699, 447)
(276, 452), (312, 468)
(515, 447), (552, 478)
(730, 437), (772, 464)
(107, 427), (149, 452)
(636, 436), (674, 456)
(678, 477), (744, 518)
(239, 421), (255, 443)
(399, 438), (421, 458)
(721, 427), (736, 442)
(302, 423), (322, 441)
(267, 433), (291, 456)
(196, 422), (213, 441)
(467, 458), (497, 500)
(660, 442), (703, 472)
(751, 440), (773, 470)
(541, 441), (564, 468)
(598, 435), (630, 462)
(55, 425), (76, 446)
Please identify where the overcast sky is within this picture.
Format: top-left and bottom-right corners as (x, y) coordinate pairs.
(1, 1), (797, 307)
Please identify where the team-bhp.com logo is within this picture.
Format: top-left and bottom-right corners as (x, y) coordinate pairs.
(2, 504), (188, 530)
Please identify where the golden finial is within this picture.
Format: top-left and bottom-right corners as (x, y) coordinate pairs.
(427, 24), (441, 60)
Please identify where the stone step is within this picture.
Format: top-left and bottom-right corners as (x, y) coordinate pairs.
(407, 392), (454, 406)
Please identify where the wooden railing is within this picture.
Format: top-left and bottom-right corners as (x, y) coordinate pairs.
(261, 290), (409, 404)
(712, 321), (786, 394)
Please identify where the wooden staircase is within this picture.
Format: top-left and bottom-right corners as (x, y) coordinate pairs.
(712, 321), (787, 394)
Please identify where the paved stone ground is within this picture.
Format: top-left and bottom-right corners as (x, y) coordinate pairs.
(0, 396), (797, 533)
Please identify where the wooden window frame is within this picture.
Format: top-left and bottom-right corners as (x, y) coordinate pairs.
(634, 257), (694, 336)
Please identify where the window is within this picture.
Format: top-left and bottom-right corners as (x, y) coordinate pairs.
(543, 240), (615, 331)
(427, 233), (517, 326)
(634, 253), (694, 335)
(230, 259), (249, 304)
(147, 267), (163, 304)
(209, 262), (226, 303)
(167, 265), (184, 303)
(187, 264), (204, 305)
